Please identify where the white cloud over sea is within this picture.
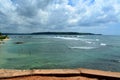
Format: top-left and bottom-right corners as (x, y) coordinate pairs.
(0, 0), (120, 34)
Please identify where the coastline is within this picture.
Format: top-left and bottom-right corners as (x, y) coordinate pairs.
(0, 38), (9, 44)
(0, 68), (120, 80)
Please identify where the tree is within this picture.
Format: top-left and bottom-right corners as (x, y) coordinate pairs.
(0, 32), (2, 36)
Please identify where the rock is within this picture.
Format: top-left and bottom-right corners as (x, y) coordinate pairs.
(14, 42), (24, 44)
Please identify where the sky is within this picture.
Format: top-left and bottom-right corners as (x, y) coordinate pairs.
(0, 0), (120, 35)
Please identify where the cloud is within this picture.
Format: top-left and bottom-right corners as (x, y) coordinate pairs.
(0, 0), (120, 33)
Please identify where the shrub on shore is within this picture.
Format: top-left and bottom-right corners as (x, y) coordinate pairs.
(0, 32), (9, 40)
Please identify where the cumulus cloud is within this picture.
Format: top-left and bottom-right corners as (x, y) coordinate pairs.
(0, 0), (120, 33)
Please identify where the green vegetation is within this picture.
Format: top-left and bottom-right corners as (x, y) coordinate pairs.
(0, 32), (9, 40)
(32, 32), (102, 35)
(2, 32), (102, 35)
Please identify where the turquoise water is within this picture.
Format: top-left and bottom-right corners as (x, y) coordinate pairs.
(0, 35), (120, 72)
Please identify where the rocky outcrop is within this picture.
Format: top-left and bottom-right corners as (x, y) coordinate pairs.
(14, 42), (24, 44)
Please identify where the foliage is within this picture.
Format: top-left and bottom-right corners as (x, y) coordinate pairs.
(0, 32), (8, 40)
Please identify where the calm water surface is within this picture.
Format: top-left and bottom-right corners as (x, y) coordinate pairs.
(0, 35), (120, 72)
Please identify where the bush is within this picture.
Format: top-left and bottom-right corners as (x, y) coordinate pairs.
(0, 32), (2, 36)
(0, 36), (6, 39)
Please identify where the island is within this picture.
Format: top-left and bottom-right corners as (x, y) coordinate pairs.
(2, 32), (102, 35)
(32, 32), (102, 35)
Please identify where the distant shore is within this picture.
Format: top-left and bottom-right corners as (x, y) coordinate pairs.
(2, 32), (102, 35)
(0, 68), (120, 80)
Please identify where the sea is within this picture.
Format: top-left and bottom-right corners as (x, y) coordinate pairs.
(0, 35), (120, 72)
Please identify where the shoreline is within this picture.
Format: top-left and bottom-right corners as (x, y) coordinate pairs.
(0, 38), (9, 44)
(0, 68), (120, 80)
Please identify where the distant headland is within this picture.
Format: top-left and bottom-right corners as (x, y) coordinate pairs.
(2, 32), (102, 35)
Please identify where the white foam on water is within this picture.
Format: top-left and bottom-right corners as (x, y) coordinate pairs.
(85, 41), (92, 44)
(77, 38), (94, 42)
(96, 39), (99, 41)
(54, 36), (100, 43)
(53, 36), (79, 40)
(70, 46), (97, 50)
(100, 43), (107, 46)
(76, 35), (84, 38)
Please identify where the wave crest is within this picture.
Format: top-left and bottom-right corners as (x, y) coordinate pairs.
(70, 46), (97, 50)
(54, 36), (79, 40)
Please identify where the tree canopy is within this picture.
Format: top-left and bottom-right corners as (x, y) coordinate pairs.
(0, 32), (2, 36)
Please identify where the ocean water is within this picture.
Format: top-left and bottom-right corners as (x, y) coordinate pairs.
(0, 35), (120, 72)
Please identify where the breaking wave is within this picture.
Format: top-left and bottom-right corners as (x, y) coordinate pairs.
(53, 36), (79, 40)
(70, 46), (97, 50)
(100, 43), (107, 46)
